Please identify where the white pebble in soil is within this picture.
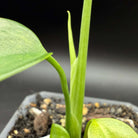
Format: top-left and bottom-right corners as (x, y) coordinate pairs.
(40, 135), (50, 138)
(117, 117), (135, 128)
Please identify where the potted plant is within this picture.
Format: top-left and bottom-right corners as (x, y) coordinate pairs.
(0, 0), (138, 137)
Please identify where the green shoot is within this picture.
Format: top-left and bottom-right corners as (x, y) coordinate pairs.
(0, 0), (138, 138)
(69, 0), (92, 137)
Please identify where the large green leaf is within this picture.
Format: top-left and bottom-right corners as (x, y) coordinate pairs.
(84, 118), (138, 138)
(50, 124), (70, 138)
(0, 18), (52, 81)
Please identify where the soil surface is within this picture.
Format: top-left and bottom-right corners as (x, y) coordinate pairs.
(8, 94), (138, 138)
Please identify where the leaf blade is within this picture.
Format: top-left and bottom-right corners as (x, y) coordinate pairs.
(70, 0), (92, 137)
(50, 124), (70, 138)
(0, 18), (50, 81)
(67, 10), (76, 66)
(0, 53), (52, 81)
(87, 118), (138, 138)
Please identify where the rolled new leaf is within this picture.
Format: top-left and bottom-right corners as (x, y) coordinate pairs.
(0, 18), (52, 81)
(84, 118), (138, 138)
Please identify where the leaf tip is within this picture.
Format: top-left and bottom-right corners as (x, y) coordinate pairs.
(67, 10), (69, 13)
(67, 10), (71, 18)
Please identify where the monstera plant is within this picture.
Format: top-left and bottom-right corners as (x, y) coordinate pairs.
(0, 0), (138, 137)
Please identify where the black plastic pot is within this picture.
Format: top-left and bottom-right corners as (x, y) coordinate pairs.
(1, 91), (138, 137)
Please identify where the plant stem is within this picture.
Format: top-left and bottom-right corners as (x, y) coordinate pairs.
(70, 0), (92, 137)
(46, 56), (71, 132)
(78, 0), (92, 131)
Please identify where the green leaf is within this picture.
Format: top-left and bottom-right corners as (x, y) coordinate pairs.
(83, 119), (92, 138)
(70, 57), (78, 96)
(84, 118), (138, 138)
(67, 10), (77, 98)
(69, 0), (92, 137)
(50, 124), (70, 138)
(0, 18), (52, 81)
(67, 10), (76, 66)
